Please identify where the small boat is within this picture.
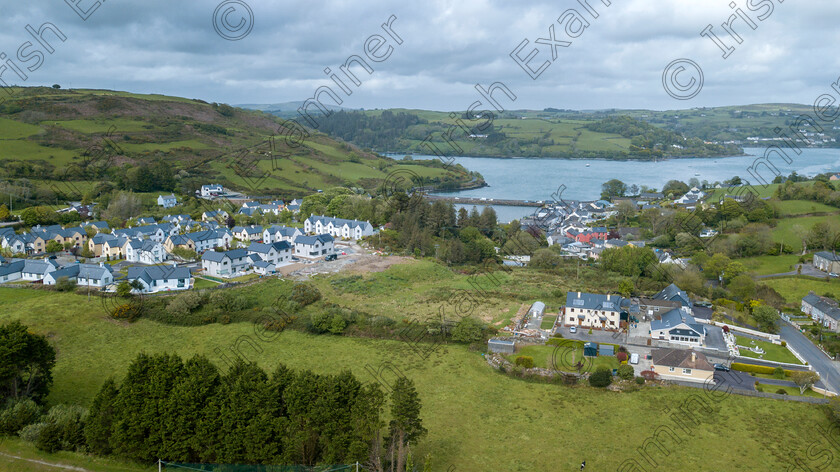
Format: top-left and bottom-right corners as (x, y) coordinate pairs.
(585, 163), (590, 167)
(694, 172), (700, 176)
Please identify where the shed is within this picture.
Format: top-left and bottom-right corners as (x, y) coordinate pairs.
(599, 344), (615, 357)
(488, 339), (515, 354)
(529, 301), (546, 317)
(583, 342), (598, 357)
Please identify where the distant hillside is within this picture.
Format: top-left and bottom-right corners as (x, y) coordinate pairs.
(0, 88), (477, 206)
(303, 109), (741, 159)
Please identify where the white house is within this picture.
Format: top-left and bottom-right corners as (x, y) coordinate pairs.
(232, 225), (264, 242)
(252, 260), (276, 275)
(293, 234), (335, 258)
(802, 292), (840, 332)
(200, 184), (224, 198)
(43, 263), (114, 288)
(263, 225), (302, 244)
(201, 248), (251, 278)
(304, 215), (375, 240)
(202, 210), (229, 222)
(157, 194), (178, 208)
(125, 239), (167, 264)
(247, 241), (292, 265)
(650, 308), (707, 345)
(0, 258), (59, 283)
(674, 187), (706, 205)
(127, 265), (192, 293)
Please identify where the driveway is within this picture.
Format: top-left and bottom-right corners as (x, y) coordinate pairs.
(779, 322), (840, 393)
(704, 325), (728, 351)
(713, 369), (755, 391)
(756, 263), (827, 279)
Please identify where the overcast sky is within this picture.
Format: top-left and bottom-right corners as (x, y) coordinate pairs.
(2, 0), (839, 111)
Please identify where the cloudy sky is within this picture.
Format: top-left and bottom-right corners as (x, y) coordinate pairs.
(1, 0), (839, 111)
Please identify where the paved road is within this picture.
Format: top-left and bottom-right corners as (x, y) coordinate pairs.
(780, 321), (840, 393)
(756, 263), (828, 279)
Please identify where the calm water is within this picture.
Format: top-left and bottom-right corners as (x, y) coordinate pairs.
(393, 148), (840, 222)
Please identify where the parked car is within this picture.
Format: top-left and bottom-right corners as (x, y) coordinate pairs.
(629, 353), (639, 365)
(569, 326), (577, 334)
(830, 272), (839, 278)
(325, 254), (337, 261)
(713, 363), (730, 372)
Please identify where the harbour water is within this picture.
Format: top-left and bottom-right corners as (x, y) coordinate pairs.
(395, 148), (840, 222)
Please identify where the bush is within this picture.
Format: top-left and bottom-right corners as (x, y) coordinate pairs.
(731, 362), (795, 376)
(0, 399), (41, 435)
(451, 317), (486, 344)
(781, 340), (787, 347)
(166, 291), (205, 317)
(640, 370), (658, 381)
(290, 283), (322, 307)
(589, 366), (613, 388)
(773, 367), (786, 379)
(515, 356), (535, 369)
(35, 422), (63, 453)
(776, 388), (788, 395)
(756, 385), (764, 392)
(634, 376), (645, 385)
(616, 352), (628, 363)
(54, 276), (77, 292)
(617, 364), (635, 381)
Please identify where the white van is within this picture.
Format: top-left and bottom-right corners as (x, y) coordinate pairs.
(629, 353), (639, 365)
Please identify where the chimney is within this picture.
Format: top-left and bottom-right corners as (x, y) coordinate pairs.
(577, 291), (581, 298)
(607, 294), (610, 301)
(691, 351), (696, 363)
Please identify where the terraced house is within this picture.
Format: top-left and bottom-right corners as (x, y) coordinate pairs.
(563, 291), (624, 330)
(304, 215), (376, 240)
(802, 291), (840, 332)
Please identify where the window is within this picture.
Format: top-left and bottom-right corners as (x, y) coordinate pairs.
(668, 367), (675, 372)
(683, 368), (692, 375)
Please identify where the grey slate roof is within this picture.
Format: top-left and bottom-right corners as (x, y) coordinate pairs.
(565, 292), (623, 311)
(127, 265), (191, 283)
(653, 283), (691, 307)
(803, 292), (840, 321)
(295, 234), (334, 245)
(652, 348), (713, 371)
(650, 308), (705, 336)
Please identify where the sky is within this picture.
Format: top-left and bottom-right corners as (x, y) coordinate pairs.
(1, 0), (839, 111)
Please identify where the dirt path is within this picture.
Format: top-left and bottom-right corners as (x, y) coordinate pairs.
(0, 452), (92, 471)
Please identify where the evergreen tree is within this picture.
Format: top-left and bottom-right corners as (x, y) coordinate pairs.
(85, 378), (119, 456)
(389, 378), (426, 472)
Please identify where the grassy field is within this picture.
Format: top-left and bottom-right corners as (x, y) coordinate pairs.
(756, 384), (823, 398)
(507, 342), (619, 371)
(741, 254), (802, 275)
(734, 335), (802, 364)
(760, 276), (840, 304)
(0, 261), (836, 471)
(771, 215), (833, 252)
(774, 200), (840, 217)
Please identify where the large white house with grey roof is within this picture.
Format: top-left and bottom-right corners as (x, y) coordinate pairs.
(293, 234), (335, 258)
(263, 225), (302, 244)
(247, 241), (292, 265)
(127, 265), (192, 293)
(304, 215), (375, 240)
(201, 248), (251, 277)
(650, 308), (706, 345)
(563, 291), (624, 330)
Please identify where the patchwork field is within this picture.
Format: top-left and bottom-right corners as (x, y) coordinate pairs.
(760, 276), (840, 303)
(0, 262), (836, 471)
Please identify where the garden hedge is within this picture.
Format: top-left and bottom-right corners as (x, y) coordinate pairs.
(731, 362), (797, 376)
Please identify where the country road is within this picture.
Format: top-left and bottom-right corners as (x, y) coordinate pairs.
(780, 321), (840, 394)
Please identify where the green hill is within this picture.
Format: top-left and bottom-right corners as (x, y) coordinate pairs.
(0, 87), (477, 205)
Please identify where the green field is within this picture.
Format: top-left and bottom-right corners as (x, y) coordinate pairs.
(0, 278), (833, 471)
(774, 200), (840, 217)
(741, 254), (802, 276)
(734, 335), (802, 364)
(760, 276), (840, 304)
(756, 384), (823, 398)
(771, 215), (832, 252)
(507, 342), (619, 371)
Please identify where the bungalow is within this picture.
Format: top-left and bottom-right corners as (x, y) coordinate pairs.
(201, 248), (251, 278)
(650, 348), (715, 384)
(813, 251), (840, 274)
(127, 265), (192, 293)
(125, 239), (167, 264)
(293, 234), (335, 258)
(232, 225), (264, 242)
(44, 263), (114, 288)
(674, 187), (706, 205)
(263, 225), (302, 244)
(247, 241), (292, 265)
(802, 292), (840, 332)
(650, 308), (707, 345)
(564, 291), (623, 330)
(0, 258), (58, 283)
(252, 260), (276, 275)
(157, 194), (178, 208)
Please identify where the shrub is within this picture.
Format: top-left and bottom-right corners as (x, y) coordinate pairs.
(617, 364), (635, 381)
(112, 303), (142, 322)
(776, 388), (788, 395)
(617, 352), (628, 363)
(515, 356), (535, 369)
(0, 399), (41, 435)
(54, 276), (77, 292)
(781, 340), (787, 347)
(290, 283), (322, 307)
(166, 291), (205, 317)
(640, 370), (658, 381)
(589, 367), (613, 387)
(731, 362), (796, 376)
(634, 376), (645, 385)
(756, 385), (764, 392)
(451, 317), (486, 344)
(35, 422), (63, 453)
(773, 367), (786, 379)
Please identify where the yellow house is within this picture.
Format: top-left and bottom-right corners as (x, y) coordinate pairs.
(650, 348), (715, 384)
